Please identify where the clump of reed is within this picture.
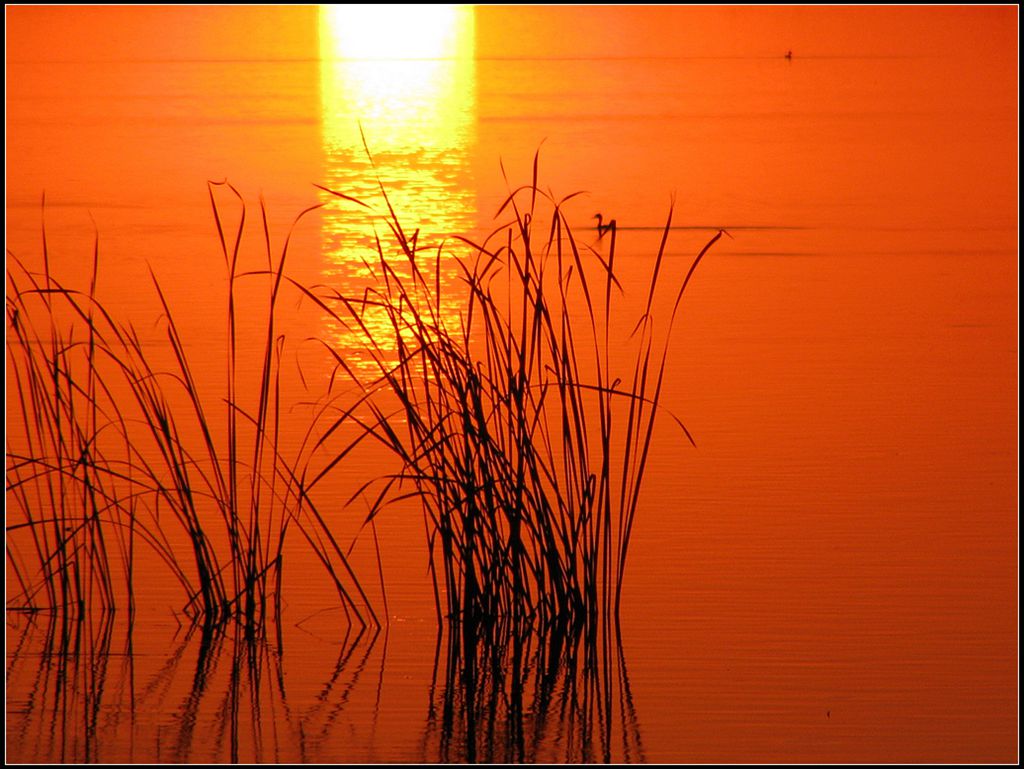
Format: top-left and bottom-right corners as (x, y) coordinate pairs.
(304, 161), (723, 627)
(6, 185), (376, 629)
(8, 168), (720, 633)
(7, 231), (135, 619)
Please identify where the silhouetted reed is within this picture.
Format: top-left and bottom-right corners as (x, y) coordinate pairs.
(8, 163), (720, 637)
(6, 186), (376, 629)
(304, 156), (723, 628)
(7, 231), (135, 618)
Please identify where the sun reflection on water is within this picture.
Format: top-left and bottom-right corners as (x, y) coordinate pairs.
(318, 5), (476, 378)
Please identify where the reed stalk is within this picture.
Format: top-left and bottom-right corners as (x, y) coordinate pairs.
(7, 167), (719, 633)
(303, 158), (722, 628)
(6, 190), (377, 629)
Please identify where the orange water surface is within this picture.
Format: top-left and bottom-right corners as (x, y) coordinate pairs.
(6, 6), (1018, 763)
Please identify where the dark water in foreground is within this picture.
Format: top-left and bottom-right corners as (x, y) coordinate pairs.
(9, 610), (647, 765)
(6, 7), (1017, 763)
(7, 614), (643, 764)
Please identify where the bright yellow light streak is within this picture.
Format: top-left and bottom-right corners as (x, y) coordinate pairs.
(318, 5), (476, 375)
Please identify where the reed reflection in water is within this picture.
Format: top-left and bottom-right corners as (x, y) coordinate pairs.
(5, 612), (384, 763)
(423, 619), (644, 764)
(6, 611), (642, 763)
(317, 6), (477, 379)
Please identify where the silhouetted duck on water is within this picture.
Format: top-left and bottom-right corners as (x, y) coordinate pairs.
(784, 50), (793, 60)
(593, 213), (616, 238)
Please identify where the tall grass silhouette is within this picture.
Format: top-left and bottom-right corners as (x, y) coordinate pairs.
(6, 185), (376, 629)
(300, 157), (723, 627)
(7, 167), (720, 633)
